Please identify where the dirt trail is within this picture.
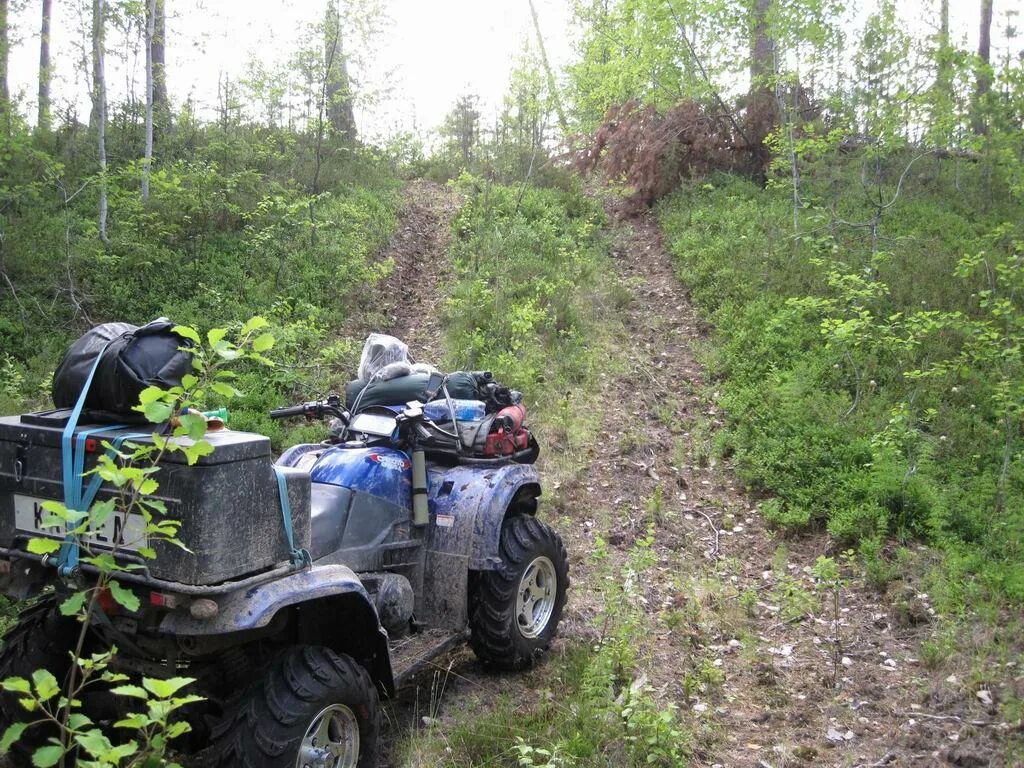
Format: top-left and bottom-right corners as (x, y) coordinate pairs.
(368, 182), (1013, 767)
(563, 203), (1011, 768)
(351, 179), (460, 364)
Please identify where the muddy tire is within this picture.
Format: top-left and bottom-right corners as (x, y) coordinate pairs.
(200, 645), (380, 768)
(0, 600), (79, 766)
(470, 515), (569, 670)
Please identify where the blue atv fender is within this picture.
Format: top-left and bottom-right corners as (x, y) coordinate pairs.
(425, 461), (541, 569)
(158, 563), (395, 693)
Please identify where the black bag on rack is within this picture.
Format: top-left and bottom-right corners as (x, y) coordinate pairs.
(52, 319), (194, 415)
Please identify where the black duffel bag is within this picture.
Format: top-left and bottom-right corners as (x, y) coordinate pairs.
(52, 319), (194, 414)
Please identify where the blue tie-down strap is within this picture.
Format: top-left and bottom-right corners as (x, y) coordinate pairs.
(58, 341), (116, 576)
(274, 467), (312, 569)
(55, 338), (153, 576)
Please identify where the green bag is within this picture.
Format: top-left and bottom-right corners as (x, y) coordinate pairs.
(345, 372), (480, 412)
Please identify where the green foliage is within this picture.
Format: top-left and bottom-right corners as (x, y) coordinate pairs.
(659, 163), (1024, 602)
(0, 116), (399, 445)
(442, 175), (614, 439)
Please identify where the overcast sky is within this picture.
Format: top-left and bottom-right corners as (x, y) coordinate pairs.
(6, 0), (575, 140)
(4, 0), (1018, 142)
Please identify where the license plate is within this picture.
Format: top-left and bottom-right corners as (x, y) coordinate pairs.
(13, 494), (147, 553)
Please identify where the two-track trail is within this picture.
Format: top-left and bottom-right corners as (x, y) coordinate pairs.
(363, 181), (1013, 767)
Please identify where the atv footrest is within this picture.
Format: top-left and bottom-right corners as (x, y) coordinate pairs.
(390, 628), (468, 689)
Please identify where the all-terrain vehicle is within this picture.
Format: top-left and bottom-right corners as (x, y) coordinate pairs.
(0, 365), (569, 766)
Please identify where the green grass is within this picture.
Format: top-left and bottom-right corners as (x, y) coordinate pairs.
(440, 174), (623, 463)
(394, 540), (692, 768)
(392, 177), (696, 766)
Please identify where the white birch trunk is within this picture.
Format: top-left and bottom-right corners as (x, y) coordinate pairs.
(93, 0), (110, 244)
(143, 0), (155, 203)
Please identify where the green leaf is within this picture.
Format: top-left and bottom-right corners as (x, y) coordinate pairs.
(31, 669), (60, 702)
(241, 316), (269, 334)
(110, 684), (148, 699)
(142, 676), (195, 699)
(210, 382), (239, 399)
(207, 328), (227, 348)
(113, 713), (149, 729)
(166, 721), (193, 738)
(142, 401), (174, 424)
(180, 441), (215, 466)
(40, 500), (68, 518)
(252, 332), (275, 352)
(137, 386), (166, 405)
(26, 538), (61, 555)
(30, 744), (63, 767)
(0, 722), (27, 752)
(67, 713), (93, 730)
(104, 740), (140, 761)
(89, 499), (116, 529)
(214, 345), (241, 361)
(181, 373), (199, 390)
(172, 325), (201, 345)
(59, 591), (88, 616)
(74, 728), (113, 757)
(138, 546), (157, 559)
(0, 677), (30, 694)
(177, 413), (207, 440)
(108, 581), (140, 612)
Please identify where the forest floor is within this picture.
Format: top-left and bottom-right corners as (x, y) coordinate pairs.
(371, 181), (1018, 767)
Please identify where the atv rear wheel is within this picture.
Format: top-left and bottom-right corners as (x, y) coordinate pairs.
(201, 645), (380, 768)
(470, 515), (569, 670)
(0, 600), (79, 766)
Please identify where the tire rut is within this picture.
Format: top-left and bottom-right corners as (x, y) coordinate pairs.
(354, 179), (460, 364)
(558, 203), (1010, 768)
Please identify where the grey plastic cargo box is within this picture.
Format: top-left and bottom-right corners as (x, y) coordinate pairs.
(0, 411), (310, 586)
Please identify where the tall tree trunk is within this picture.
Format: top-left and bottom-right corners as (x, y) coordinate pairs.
(527, 0), (568, 137)
(38, 0), (52, 131)
(937, 0), (952, 100)
(973, 0), (994, 135)
(323, 1), (355, 141)
(748, 0), (777, 183)
(152, 0), (168, 130)
(0, 0), (9, 136)
(92, 0), (109, 245)
(142, 0), (155, 202)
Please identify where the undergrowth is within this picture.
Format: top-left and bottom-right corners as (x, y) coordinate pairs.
(658, 169), (1023, 607)
(0, 136), (400, 451)
(441, 173), (620, 458)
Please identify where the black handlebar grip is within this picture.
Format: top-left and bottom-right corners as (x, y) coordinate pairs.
(269, 404), (309, 420)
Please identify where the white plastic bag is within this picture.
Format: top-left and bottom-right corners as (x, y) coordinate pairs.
(358, 333), (410, 381)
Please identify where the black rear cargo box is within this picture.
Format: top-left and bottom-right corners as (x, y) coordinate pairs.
(0, 411), (310, 586)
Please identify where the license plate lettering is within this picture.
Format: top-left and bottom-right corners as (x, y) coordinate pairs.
(13, 494), (146, 553)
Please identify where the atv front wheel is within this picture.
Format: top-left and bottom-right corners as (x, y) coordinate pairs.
(201, 645), (380, 768)
(470, 515), (569, 670)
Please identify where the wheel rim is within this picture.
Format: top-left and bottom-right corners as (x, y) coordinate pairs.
(516, 555), (557, 639)
(296, 703), (360, 768)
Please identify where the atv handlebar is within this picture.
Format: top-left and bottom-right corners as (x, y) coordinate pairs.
(269, 403), (310, 419)
(269, 394), (347, 422)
